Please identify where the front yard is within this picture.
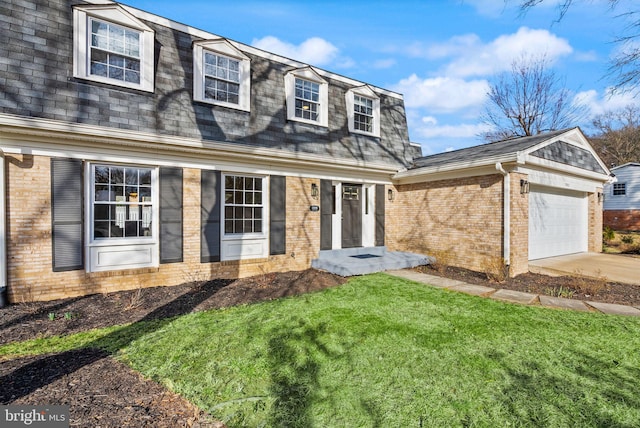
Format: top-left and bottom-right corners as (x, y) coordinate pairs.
(2, 273), (640, 427)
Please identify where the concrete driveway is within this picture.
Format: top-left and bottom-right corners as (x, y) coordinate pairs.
(529, 252), (640, 285)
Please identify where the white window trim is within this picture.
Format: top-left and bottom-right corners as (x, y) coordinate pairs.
(193, 39), (251, 112)
(85, 162), (159, 272)
(346, 86), (381, 137)
(73, 5), (155, 92)
(612, 182), (627, 196)
(285, 68), (328, 127)
(220, 173), (269, 261)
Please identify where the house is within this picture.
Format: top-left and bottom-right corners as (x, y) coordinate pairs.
(603, 163), (640, 231)
(0, 0), (611, 304)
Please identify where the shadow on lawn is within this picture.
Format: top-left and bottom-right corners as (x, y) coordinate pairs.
(0, 280), (230, 403)
(488, 348), (640, 426)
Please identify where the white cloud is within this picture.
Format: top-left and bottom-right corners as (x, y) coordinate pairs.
(252, 36), (339, 66)
(443, 27), (573, 77)
(573, 89), (639, 117)
(391, 74), (489, 112)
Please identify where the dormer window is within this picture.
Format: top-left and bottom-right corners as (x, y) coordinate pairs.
(285, 68), (328, 127)
(346, 86), (380, 137)
(193, 39), (251, 111)
(73, 5), (155, 92)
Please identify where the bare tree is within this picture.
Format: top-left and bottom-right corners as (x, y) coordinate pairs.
(589, 104), (640, 167)
(515, 0), (640, 95)
(480, 55), (583, 141)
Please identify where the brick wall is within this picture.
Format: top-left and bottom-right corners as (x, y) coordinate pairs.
(603, 209), (640, 232)
(589, 189), (604, 252)
(386, 175), (504, 273)
(509, 172), (529, 276)
(5, 155), (320, 302)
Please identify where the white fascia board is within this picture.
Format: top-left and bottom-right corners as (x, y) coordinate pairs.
(522, 155), (611, 183)
(392, 154), (517, 184)
(96, 2), (403, 100)
(519, 166), (606, 193)
(0, 114), (397, 182)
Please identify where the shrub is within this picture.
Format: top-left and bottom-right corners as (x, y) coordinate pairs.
(571, 268), (608, 295)
(428, 249), (453, 275)
(482, 257), (508, 283)
(621, 235), (635, 244)
(603, 226), (615, 242)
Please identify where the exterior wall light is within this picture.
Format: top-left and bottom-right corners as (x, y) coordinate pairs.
(598, 192), (604, 203)
(311, 183), (319, 199)
(388, 188), (395, 201)
(520, 179), (530, 194)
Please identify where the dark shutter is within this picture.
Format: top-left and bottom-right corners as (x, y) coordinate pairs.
(159, 167), (183, 263)
(201, 170), (221, 262)
(51, 158), (83, 271)
(270, 175), (286, 255)
(320, 179), (333, 250)
(375, 184), (385, 247)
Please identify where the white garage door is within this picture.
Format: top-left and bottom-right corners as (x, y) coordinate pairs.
(528, 185), (588, 260)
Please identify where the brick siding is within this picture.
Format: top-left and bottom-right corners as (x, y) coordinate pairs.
(5, 155), (320, 302)
(603, 209), (640, 232)
(386, 175), (504, 273)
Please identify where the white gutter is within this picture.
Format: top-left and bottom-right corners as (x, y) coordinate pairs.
(495, 162), (510, 267)
(0, 148), (6, 306)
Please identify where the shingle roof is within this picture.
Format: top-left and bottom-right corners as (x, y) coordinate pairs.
(411, 129), (572, 169)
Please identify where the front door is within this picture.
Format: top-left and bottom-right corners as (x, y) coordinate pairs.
(341, 184), (362, 248)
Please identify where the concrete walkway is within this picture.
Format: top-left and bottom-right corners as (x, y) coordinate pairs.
(529, 252), (640, 285)
(386, 269), (640, 317)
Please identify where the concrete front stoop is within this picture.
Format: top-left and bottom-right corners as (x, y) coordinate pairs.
(312, 246), (432, 276)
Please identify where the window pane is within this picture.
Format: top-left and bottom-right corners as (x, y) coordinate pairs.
(94, 204), (110, 220)
(225, 220), (233, 234)
(95, 185), (109, 201)
(111, 186), (124, 201)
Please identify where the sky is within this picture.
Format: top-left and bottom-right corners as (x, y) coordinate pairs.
(121, 0), (639, 156)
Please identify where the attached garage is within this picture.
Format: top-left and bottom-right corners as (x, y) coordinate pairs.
(392, 128), (612, 277)
(528, 185), (588, 260)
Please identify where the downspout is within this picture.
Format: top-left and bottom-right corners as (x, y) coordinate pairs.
(495, 163), (510, 268)
(0, 149), (6, 307)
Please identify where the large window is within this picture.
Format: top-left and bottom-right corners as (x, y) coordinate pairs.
(224, 175), (264, 235)
(93, 165), (154, 239)
(73, 5), (154, 92)
(285, 68), (328, 127)
(295, 78), (320, 121)
(193, 40), (251, 111)
(613, 183), (626, 196)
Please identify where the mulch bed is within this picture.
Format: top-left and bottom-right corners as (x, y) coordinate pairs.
(415, 265), (640, 307)
(1, 265), (638, 426)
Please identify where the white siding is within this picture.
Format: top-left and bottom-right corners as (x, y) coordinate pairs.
(604, 164), (640, 210)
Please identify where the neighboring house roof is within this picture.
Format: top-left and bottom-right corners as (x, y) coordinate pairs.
(611, 163), (640, 171)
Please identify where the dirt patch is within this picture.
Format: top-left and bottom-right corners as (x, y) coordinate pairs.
(416, 265), (640, 307)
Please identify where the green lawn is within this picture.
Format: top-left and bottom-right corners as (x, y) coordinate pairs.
(3, 273), (640, 427)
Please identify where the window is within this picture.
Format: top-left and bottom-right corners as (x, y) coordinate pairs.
(89, 19), (141, 84)
(353, 95), (373, 133)
(613, 183), (626, 196)
(73, 5), (154, 92)
(92, 165), (154, 239)
(346, 86), (381, 137)
(193, 39), (251, 111)
(295, 78), (320, 121)
(285, 68), (328, 127)
(224, 175), (264, 235)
